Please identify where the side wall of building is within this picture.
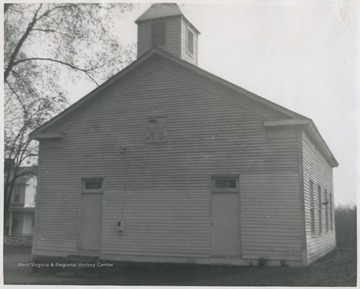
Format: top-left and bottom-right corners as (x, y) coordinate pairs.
(34, 63), (303, 265)
(302, 131), (336, 264)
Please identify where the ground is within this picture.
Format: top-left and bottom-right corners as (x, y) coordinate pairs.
(3, 246), (357, 286)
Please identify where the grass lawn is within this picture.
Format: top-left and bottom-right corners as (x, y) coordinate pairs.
(3, 246), (356, 286)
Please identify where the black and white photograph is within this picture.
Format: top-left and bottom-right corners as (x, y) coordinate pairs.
(2, 0), (357, 286)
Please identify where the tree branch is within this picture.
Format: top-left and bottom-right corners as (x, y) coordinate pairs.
(13, 57), (100, 85)
(32, 28), (56, 33)
(4, 4), (43, 81)
(5, 80), (26, 113)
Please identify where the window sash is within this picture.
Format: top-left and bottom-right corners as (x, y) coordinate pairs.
(325, 190), (329, 232)
(82, 179), (103, 192)
(330, 193), (333, 230)
(187, 28), (194, 54)
(211, 177), (239, 193)
(311, 208), (315, 235)
(318, 185), (322, 234)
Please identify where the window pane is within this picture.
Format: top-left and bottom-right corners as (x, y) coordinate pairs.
(330, 194), (333, 230)
(318, 185), (322, 234)
(85, 180), (102, 190)
(187, 29), (194, 54)
(151, 22), (165, 47)
(310, 181), (314, 208)
(215, 179), (237, 188)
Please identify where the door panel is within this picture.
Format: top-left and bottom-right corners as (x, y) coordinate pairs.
(79, 193), (102, 250)
(211, 193), (241, 257)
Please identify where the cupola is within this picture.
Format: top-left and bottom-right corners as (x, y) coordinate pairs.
(135, 3), (200, 66)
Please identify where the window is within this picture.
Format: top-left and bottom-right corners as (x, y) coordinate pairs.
(211, 177), (239, 193)
(145, 117), (168, 143)
(14, 194), (20, 203)
(83, 179), (103, 190)
(151, 21), (165, 47)
(325, 190), (329, 232)
(330, 193), (333, 231)
(187, 28), (194, 55)
(215, 179), (236, 189)
(12, 218), (18, 227)
(14, 185), (21, 194)
(310, 181), (315, 236)
(318, 185), (322, 234)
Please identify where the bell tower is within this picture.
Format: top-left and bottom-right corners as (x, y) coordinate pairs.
(135, 3), (200, 66)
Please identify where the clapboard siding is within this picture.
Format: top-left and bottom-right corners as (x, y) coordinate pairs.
(302, 132), (336, 264)
(240, 173), (302, 261)
(137, 17), (182, 59)
(35, 64), (301, 262)
(166, 17), (182, 58)
(137, 21), (151, 57)
(34, 140), (80, 252)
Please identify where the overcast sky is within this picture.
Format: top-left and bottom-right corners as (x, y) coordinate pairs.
(68, 0), (357, 206)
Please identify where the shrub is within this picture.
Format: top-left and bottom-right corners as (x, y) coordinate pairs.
(280, 259), (288, 267)
(335, 205), (357, 248)
(258, 257), (267, 267)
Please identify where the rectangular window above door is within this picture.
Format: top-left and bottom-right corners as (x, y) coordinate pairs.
(82, 179), (103, 191)
(211, 177), (239, 193)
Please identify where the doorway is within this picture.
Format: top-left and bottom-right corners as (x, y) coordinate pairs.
(211, 177), (241, 257)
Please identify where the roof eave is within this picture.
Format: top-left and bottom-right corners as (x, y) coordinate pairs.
(264, 119), (338, 168)
(135, 14), (200, 34)
(30, 49), (159, 139)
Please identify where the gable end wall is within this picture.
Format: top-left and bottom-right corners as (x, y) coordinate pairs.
(34, 64), (304, 265)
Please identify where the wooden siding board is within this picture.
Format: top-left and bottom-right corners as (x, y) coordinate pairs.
(240, 173), (302, 261)
(137, 22), (151, 57)
(302, 131), (336, 264)
(35, 65), (301, 262)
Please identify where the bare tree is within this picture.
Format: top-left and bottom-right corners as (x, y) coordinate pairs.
(4, 3), (138, 225)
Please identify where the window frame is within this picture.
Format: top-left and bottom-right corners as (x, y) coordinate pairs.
(325, 190), (329, 232)
(187, 27), (194, 55)
(330, 193), (333, 231)
(211, 176), (239, 193)
(318, 185), (322, 235)
(82, 179), (104, 193)
(309, 180), (316, 236)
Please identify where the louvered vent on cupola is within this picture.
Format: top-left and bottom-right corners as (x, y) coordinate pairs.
(135, 3), (200, 66)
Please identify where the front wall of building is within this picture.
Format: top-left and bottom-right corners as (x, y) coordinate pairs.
(34, 63), (303, 265)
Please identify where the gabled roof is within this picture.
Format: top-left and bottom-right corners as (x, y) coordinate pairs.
(30, 47), (338, 167)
